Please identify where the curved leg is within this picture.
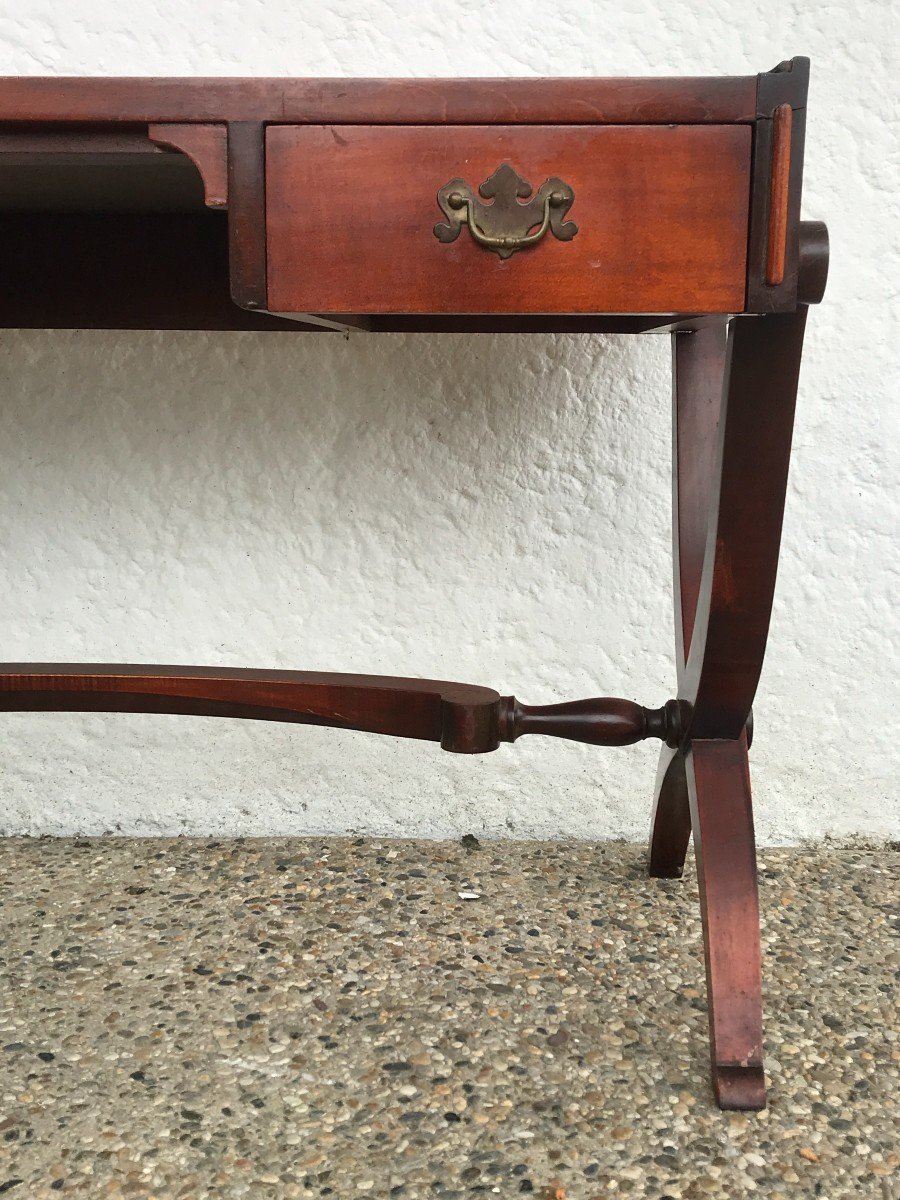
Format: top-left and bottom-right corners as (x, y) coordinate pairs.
(649, 323), (727, 876)
(682, 306), (810, 735)
(687, 734), (764, 1109)
(651, 217), (829, 1109)
(648, 745), (691, 878)
(678, 300), (813, 1108)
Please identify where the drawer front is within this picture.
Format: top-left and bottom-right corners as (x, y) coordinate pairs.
(266, 124), (751, 315)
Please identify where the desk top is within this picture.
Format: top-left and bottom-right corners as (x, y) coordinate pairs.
(0, 69), (784, 125)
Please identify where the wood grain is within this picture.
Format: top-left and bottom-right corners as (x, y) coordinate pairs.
(266, 124), (752, 315)
(0, 75), (757, 126)
(227, 122), (267, 309)
(0, 665), (682, 755)
(0, 213), (727, 332)
(0, 665), (502, 754)
(688, 734), (765, 1110)
(681, 307), (809, 738)
(671, 326), (729, 676)
(648, 324), (728, 880)
(650, 227), (828, 1108)
(747, 60), (809, 311)
(148, 123), (228, 207)
(765, 103), (793, 285)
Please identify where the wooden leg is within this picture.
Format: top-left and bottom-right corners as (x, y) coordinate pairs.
(677, 305), (811, 1108)
(687, 734), (764, 1109)
(644, 219), (829, 1112)
(648, 745), (691, 878)
(649, 323), (727, 877)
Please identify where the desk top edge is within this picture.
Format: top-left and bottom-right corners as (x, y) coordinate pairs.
(0, 59), (809, 125)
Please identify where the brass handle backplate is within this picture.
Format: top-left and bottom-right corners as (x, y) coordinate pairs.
(433, 163), (577, 259)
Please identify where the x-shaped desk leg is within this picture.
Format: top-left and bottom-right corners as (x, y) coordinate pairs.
(647, 243), (825, 1107)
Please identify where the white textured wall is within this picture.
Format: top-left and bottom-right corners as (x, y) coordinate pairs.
(1, 1), (897, 842)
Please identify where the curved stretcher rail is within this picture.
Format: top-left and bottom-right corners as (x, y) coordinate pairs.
(0, 664), (679, 755)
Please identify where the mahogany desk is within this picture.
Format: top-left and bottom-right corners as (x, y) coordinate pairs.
(0, 58), (828, 1110)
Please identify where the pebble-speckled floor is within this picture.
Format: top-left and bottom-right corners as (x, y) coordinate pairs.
(0, 838), (897, 1199)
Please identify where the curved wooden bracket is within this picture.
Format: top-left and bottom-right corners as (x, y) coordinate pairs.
(148, 123), (228, 208)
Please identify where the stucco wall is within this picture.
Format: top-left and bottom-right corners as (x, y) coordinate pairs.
(1, 1), (897, 841)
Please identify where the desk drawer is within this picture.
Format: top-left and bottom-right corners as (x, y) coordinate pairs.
(266, 124), (751, 315)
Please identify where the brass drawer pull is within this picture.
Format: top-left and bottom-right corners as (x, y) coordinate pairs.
(434, 163), (577, 259)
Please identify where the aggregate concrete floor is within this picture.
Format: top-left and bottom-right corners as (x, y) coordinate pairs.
(0, 837), (897, 1199)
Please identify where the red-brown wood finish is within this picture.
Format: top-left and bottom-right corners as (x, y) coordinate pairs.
(266, 124), (751, 315)
(648, 746), (693, 880)
(681, 305), (809, 739)
(747, 58), (809, 312)
(0, 666), (681, 756)
(226, 122), (268, 309)
(148, 123), (228, 207)
(0, 665), (502, 753)
(688, 734), (765, 1109)
(0, 75), (758, 125)
(648, 224), (828, 1107)
(0, 64), (829, 1111)
(649, 323), (727, 880)
(765, 103), (793, 285)
(672, 325), (729, 680)
(499, 696), (683, 748)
